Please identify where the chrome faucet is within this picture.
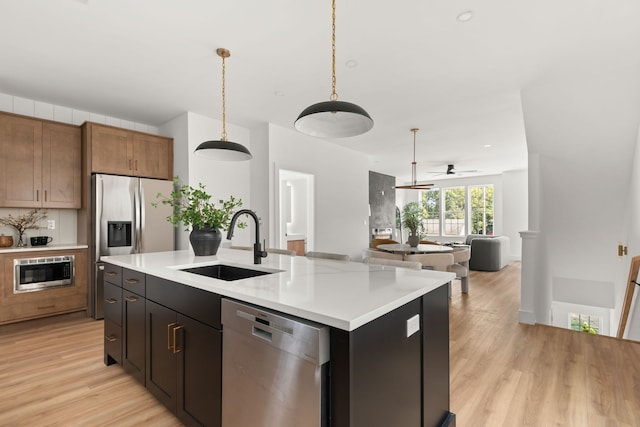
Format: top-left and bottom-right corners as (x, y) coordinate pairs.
(227, 209), (267, 264)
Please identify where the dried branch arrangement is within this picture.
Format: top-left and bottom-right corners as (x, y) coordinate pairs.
(0, 209), (48, 233)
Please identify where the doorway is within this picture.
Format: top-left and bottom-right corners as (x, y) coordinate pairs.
(277, 169), (314, 255)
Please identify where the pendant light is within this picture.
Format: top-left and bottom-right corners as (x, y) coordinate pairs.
(294, 0), (373, 138)
(195, 48), (252, 161)
(395, 128), (434, 190)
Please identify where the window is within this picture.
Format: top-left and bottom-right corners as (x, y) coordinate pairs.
(419, 183), (494, 238)
(470, 185), (494, 235)
(569, 312), (600, 334)
(444, 187), (465, 236)
(421, 189), (440, 235)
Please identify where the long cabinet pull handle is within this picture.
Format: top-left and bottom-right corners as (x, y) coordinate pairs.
(135, 159), (138, 171)
(44, 190), (47, 202)
(36, 190), (39, 202)
(105, 335), (117, 342)
(173, 325), (183, 354)
(105, 271), (117, 276)
(129, 159), (132, 170)
(167, 322), (178, 350)
(125, 296), (138, 302)
(124, 278), (139, 284)
(105, 298), (118, 304)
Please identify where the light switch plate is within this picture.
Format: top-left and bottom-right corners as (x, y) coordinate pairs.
(47, 220), (55, 230)
(406, 314), (420, 337)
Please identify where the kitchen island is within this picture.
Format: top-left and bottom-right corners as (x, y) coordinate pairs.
(102, 249), (456, 427)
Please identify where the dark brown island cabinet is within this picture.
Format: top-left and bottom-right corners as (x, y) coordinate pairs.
(103, 263), (455, 427)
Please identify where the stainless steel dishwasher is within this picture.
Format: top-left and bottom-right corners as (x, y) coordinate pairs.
(221, 299), (330, 427)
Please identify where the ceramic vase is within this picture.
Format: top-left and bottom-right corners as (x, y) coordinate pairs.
(189, 225), (222, 256)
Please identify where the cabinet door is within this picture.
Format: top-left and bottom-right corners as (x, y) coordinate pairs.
(177, 314), (222, 427)
(41, 122), (81, 208)
(0, 114), (42, 207)
(287, 239), (306, 256)
(89, 123), (133, 175)
(132, 133), (173, 179)
(123, 290), (146, 385)
(146, 300), (177, 413)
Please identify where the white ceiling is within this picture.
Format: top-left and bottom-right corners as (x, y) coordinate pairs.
(2, 0), (639, 184)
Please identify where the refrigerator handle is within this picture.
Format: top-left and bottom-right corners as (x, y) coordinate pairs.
(132, 180), (141, 254)
(139, 182), (146, 253)
(94, 175), (103, 262)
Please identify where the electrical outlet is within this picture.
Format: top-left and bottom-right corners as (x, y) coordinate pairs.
(406, 314), (420, 338)
(47, 220), (55, 230)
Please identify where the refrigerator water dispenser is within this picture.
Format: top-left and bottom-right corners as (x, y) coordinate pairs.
(107, 221), (132, 247)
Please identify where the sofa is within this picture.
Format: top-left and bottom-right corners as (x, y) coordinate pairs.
(465, 234), (510, 271)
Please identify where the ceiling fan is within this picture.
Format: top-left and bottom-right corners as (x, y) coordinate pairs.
(429, 164), (478, 176)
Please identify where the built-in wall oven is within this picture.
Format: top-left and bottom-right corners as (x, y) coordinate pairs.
(13, 255), (75, 293)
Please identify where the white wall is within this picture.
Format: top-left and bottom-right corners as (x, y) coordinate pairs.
(0, 92), (159, 133)
(521, 65), (640, 331)
(620, 124), (640, 340)
(268, 124), (369, 260)
(159, 112), (253, 249)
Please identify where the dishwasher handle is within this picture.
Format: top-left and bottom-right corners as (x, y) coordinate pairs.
(252, 326), (272, 342)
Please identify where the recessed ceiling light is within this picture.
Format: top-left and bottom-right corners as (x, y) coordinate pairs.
(456, 11), (474, 22)
(484, 144), (492, 148)
(274, 90), (285, 97)
(345, 59), (358, 68)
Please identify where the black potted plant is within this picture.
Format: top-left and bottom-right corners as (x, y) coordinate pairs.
(402, 202), (423, 247)
(154, 177), (245, 256)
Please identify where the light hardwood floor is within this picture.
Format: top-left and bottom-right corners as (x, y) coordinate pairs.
(1, 262), (639, 426)
(449, 262), (640, 426)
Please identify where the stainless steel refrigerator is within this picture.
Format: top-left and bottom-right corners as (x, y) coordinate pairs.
(90, 174), (174, 319)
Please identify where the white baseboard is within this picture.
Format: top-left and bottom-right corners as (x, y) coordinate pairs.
(519, 310), (536, 324)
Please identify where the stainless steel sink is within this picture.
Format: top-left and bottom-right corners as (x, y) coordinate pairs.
(180, 264), (273, 281)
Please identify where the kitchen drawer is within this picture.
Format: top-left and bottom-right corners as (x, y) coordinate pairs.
(0, 291), (86, 324)
(146, 275), (221, 329)
(104, 264), (122, 287)
(104, 318), (122, 365)
(123, 268), (145, 296)
(104, 282), (122, 325)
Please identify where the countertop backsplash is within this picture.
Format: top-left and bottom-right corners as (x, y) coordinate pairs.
(0, 208), (77, 247)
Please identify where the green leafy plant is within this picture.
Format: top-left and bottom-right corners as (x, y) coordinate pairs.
(153, 177), (245, 231)
(402, 202), (423, 237)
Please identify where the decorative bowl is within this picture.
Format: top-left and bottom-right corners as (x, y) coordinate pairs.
(0, 235), (14, 247)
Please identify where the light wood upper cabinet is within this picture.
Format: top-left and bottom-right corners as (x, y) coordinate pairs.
(0, 113), (80, 208)
(87, 123), (133, 176)
(42, 122), (82, 208)
(132, 133), (172, 179)
(84, 122), (173, 180)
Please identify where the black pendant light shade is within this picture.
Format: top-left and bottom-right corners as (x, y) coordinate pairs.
(194, 140), (252, 161)
(194, 47), (252, 161)
(295, 100), (373, 138)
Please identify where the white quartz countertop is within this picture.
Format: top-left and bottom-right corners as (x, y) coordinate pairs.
(0, 244), (88, 254)
(102, 249), (455, 331)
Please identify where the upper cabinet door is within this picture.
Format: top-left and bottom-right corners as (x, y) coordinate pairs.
(132, 134), (173, 180)
(0, 114), (43, 207)
(42, 123), (81, 208)
(89, 123), (134, 176)
(85, 122), (173, 180)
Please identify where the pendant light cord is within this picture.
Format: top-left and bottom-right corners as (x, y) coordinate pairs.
(331, 0), (338, 101)
(216, 48), (231, 142)
(220, 52), (228, 141)
(411, 128), (419, 185)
